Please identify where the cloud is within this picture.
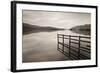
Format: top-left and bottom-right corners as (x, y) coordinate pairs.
(23, 10), (91, 29)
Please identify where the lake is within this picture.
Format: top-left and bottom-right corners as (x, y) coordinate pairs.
(22, 30), (90, 63)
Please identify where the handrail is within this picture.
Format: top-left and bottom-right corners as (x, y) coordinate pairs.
(58, 34), (91, 38)
(57, 34), (91, 60)
(80, 40), (90, 43)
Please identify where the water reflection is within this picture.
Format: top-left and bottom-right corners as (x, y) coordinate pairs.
(22, 30), (90, 63)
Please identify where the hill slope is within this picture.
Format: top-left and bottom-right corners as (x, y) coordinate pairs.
(70, 24), (91, 35)
(23, 23), (65, 34)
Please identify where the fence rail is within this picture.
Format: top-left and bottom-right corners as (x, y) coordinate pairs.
(57, 34), (91, 60)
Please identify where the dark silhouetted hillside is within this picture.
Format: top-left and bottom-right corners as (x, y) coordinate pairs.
(23, 23), (65, 34)
(70, 24), (91, 35)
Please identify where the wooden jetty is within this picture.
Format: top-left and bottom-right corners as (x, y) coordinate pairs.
(57, 34), (91, 60)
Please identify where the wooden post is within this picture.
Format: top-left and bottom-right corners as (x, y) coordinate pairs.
(57, 34), (59, 50)
(62, 35), (64, 52)
(69, 35), (71, 57)
(78, 36), (80, 59)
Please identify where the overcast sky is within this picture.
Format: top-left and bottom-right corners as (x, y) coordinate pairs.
(23, 10), (91, 29)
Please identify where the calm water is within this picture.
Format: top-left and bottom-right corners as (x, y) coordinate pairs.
(22, 30), (90, 63)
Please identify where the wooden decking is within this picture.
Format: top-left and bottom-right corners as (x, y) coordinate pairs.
(57, 34), (91, 60)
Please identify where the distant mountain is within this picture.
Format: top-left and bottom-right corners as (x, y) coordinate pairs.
(70, 24), (91, 35)
(70, 24), (91, 31)
(23, 23), (65, 34)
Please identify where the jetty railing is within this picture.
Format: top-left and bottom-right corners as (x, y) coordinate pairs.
(57, 34), (91, 60)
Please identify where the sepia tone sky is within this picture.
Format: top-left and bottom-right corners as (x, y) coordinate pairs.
(23, 10), (91, 29)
